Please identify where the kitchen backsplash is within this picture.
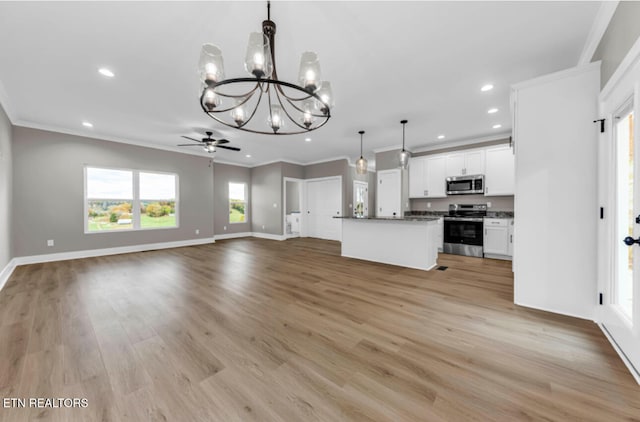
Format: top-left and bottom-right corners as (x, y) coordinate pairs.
(410, 194), (514, 212)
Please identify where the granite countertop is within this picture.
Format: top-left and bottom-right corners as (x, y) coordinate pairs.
(335, 216), (440, 222)
(405, 211), (514, 218)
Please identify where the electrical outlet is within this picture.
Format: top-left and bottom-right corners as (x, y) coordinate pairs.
(427, 202), (431, 208)
(262, 225), (265, 230)
(195, 229), (200, 235)
(47, 239), (54, 247)
(223, 226), (227, 231)
(487, 202), (492, 208)
(273, 203), (277, 208)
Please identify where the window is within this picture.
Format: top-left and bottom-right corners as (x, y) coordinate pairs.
(86, 167), (178, 232)
(229, 182), (246, 223)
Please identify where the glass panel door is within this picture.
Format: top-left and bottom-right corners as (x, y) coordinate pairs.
(615, 107), (634, 320)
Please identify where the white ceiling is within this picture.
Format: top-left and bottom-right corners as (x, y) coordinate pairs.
(0, 1), (601, 167)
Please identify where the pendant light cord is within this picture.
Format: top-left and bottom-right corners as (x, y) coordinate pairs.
(401, 119), (408, 151)
(359, 130), (365, 158)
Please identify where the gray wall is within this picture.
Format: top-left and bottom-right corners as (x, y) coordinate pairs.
(0, 103), (12, 269)
(213, 162), (251, 235)
(251, 162), (283, 235)
(12, 127), (214, 257)
(592, 1), (640, 88)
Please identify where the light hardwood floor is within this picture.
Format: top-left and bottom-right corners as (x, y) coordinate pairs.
(0, 238), (639, 421)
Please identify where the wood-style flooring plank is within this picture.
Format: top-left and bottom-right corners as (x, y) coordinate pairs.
(0, 237), (639, 421)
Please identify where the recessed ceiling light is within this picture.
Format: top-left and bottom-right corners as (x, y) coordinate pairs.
(492, 124), (502, 129)
(305, 137), (311, 142)
(98, 68), (115, 78)
(437, 135), (445, 140)
(245, 154), (252, 158)
(481, 84), (494, 92)
(82, 121), (93, 128)
(488, 108), (498, 114)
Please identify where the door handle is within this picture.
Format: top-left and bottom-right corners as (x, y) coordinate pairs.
(624, 236), (640, 246)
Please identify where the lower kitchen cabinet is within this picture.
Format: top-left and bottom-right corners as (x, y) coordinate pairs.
(483, 218), (513, 260)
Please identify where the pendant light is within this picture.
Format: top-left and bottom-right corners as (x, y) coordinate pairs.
(356, 130), (368, 175)
(398, 119), (411, 169)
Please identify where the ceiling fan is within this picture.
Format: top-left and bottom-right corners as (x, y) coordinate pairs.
(178, 131), (241, 153)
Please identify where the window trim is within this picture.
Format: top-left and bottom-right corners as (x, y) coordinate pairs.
(84, 166), (179, 234)
(228, 181), (248, 224)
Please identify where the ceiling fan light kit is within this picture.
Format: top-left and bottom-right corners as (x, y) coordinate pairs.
(178, 131), (241, 154)
(198, 1), (333, 135)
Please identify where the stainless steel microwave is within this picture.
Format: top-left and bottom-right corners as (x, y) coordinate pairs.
(446, 175), (484, 195)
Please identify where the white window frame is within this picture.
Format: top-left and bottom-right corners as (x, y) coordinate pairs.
(228, 181), (248, 224)
(84, 166), (179, 234)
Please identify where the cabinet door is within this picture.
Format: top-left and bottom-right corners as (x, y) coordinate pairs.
(445, 153), (465, 177)
(485, 145), (515, 196)
(464, 150), (485, 175)
(377, 169), (401, 217)
(408, 157), (427, 198)
(508, 219), (514, 257)
(484, 219), (509, 255)
(425, 156), (447, 197)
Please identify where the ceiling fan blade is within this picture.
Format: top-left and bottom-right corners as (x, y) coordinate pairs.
(217, 145), (241, 151)
(177, 143), (203, 147)
(181, 136), (202, 143)
(215, 139), (230, 145)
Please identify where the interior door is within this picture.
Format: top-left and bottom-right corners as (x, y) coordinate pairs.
(600, 78), (640, 382)
(377, 169), (401, 217)
(306, 178), (342, 241)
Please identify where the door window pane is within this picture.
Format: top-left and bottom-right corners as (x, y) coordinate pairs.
(616, 109), (634, 319)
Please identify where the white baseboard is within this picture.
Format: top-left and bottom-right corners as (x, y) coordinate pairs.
(598, 323), (640, 385)
(252, 232), (286, 241)
(13, 237), (216, 266)
(214, 232), (253, 240)
(0, 258), (17, 292)
(513, 300), (593, 321)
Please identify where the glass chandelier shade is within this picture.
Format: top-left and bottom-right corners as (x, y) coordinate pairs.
(356, 130), (368, 175)
(398, 119), (411, 169)
(197, 1), (332, 135)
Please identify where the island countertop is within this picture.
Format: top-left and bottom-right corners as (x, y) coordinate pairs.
(334, 216), (440, 222)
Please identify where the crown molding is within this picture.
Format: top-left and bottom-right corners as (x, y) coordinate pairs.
(410, 132), (511, 154)
(577, 1), (619, 65)
(511, 61), (600, 91)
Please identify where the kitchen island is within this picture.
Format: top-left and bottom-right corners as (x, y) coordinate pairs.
(337, 216), (440, 271)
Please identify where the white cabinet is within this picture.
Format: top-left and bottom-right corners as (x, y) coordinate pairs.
(483, 218), (512, 258)
(409, 155), (446, 198)
(408, 156), (427, 198)
(377, 169), (402, 217)
(445, 149), (485, 177)
(508, 219), (514, 257)
(436, 217), (444, 252)
(424, 156), (447, 198)
(485, 145), (515, 196)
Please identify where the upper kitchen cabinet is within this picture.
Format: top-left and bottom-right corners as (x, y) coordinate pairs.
(409, 155), (446, 198)
(409, 156), (427, 198)
(445, 149), (485, 177)
(425, 155), (447, 198)
(484, 144), (515, 196)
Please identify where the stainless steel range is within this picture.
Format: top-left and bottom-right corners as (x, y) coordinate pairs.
(443, 204), (486, 257)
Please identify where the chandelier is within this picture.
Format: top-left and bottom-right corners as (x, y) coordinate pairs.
(197, 1), (333, 135)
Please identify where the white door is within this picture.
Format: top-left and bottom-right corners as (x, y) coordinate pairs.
(377, 169), (401, 217)
(353, 181), (369, 217)
(306, 178), (342, 241)
(599, 58), (640, 382)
